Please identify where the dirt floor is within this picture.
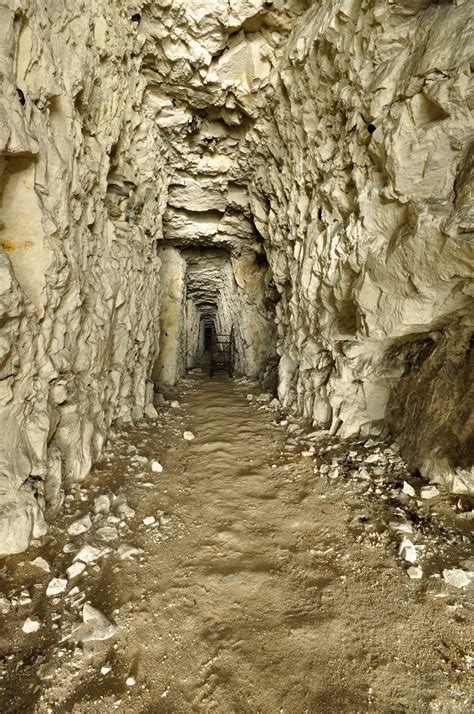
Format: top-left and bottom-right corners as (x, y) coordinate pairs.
(0, 374), (472, 713)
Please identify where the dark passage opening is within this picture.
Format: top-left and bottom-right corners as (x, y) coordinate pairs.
(204, 326), (213, 352)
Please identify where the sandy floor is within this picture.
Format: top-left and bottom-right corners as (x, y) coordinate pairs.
(0, 375), (472, 713)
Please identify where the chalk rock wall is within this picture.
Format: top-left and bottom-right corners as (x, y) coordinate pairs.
(246, 0), (474, 492)
(0, 0), (166, 555)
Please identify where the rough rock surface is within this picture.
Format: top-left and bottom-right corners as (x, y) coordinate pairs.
(0, 0), (165, 555)
(243, 0), (474, 492)
(0, 0), (473, 554)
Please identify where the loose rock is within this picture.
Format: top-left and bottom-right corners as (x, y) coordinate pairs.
(144, 403), (158, 419)
(22, 616), (41, 634)
(407, 566), (423, 580)
(94, 495), (111, 515)
(442, 569), (471, 589)
(0, 597), (11, 614)
(420, 485), (440, 500)
(68, 515), (93, 537)
(66, 562), (86, 580)
(74, 544), (109, 564)
(31, 556), (50, 572)
(399, 539), (417, 564)
(46, 578), (68, 597)
(402, 481), (416, 497)
(80, 603), (117, 642)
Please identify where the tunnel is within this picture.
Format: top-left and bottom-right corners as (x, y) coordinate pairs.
(152, 244), (277, 387)
(0, 0), (473, 710)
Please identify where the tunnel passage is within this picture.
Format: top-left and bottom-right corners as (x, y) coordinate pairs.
(152, 244), (277, 390)
(203, 324), (213, 353)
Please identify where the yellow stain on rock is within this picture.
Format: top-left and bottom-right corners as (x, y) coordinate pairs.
(0, 239), (34, 252)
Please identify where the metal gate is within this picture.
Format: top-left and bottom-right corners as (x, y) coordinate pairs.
(209, 327), (235, 378)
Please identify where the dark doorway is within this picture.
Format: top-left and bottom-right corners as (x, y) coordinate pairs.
(204, 326), (213, 352)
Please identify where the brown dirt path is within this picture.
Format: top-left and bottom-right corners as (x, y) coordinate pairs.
(0, 375), (472, 713)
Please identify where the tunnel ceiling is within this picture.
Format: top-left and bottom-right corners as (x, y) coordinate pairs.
(140, 0), (310, 256)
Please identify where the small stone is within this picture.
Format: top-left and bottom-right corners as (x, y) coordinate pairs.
(364, 453), (380, 464)
(68, 515), (92, 537)
(0, 597), (11, 614)
(389, 520), (413, 534)
(37, 661), (56, 681)
(442, 568), (471, 589)
(46, 578), (68, 597)
(22, 617), (41, 634)
(67, 562), (86, 579)
(94, 495), (111, 515)
(31, 557), (50, 572)
(402, 481), (416, 497)
(399, 538), (417, 564)
(81, 603), (117, 642)
(101, 665), (111, 675)
(117, 544), (143, 560)
(246, 394), (254, 401)
(144, 403), (158, 419)
(151, 460), (163, 473)
(407, 566), (423, 579)
(126, 676), (136, 686)
(116, 503), (135, 519)
(95, 526), (119, 542)
(460, 558), (474, 573)
(74, 544), (109, 564)
(143, 516), (155, 526)
(420, 485), (439, 500)
(457, 510), (474, 521)
(364, 439), (379, 448)
(170, 400), (180, 409)
(183, 431), (194, 441)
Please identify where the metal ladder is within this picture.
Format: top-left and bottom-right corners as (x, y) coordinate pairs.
(209, 327), (235, 378)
